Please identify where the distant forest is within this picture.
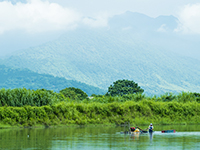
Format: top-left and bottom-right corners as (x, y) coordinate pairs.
(0, 65), (106, 96)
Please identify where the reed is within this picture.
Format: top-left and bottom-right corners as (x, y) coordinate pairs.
(0, 100), (199, 127)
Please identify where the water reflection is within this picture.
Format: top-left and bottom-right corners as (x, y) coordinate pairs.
(0, 125), (199, 150)
(130, 132), (140, 141)
(149, 132), (153, 143)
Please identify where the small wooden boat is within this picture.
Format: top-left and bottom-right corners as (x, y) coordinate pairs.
(141, 130), (148, 133)
(136, 126), (148, 133)
(161, 129), (175, 133)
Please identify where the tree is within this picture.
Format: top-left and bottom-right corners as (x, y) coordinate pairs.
(106, 79), (144, 96)
(60, 87), (88, 100)
(192, 92), (200, 102)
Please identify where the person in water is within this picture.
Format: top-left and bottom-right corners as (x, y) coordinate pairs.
(130, 127), (140, 133)
(130, 127), (135, 132)
(148, 123), (153, 132)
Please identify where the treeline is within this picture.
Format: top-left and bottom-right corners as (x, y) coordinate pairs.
(0, 86), (200, 127)
(88, 92), (200, 103)
(0, 88), (200, 107)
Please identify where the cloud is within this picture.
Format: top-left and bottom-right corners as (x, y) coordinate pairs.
(82, 12), (109, 28)
(0, 0), (81, 34)
(176, 3), (200, 34)
(157, 24), (167, 32)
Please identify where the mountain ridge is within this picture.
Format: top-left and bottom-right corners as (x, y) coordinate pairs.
(0, 64), (106, 96)
(1, 11), (200, 95)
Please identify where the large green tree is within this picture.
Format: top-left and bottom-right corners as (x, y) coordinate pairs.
(60, 87), (88, 100)
(107, 79), (144, 96)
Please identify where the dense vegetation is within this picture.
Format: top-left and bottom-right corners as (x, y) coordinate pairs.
(0, 88), (65, 107)
(0, 65), (106, 96)
(106, 79), (144, 96)
(0, 85), (199, 127)
(0, 100), (199, 127)
(60, 87), (88, 100)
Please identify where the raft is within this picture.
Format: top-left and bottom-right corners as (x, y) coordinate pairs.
(161, 129), (176, 133)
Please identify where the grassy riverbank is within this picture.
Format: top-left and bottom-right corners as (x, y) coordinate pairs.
(0, 88), (199, 128)
(0, 100), (199, 128)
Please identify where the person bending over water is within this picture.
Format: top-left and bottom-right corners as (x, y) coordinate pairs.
(130, 127), (136, 132)
(130, 127), (140, 134)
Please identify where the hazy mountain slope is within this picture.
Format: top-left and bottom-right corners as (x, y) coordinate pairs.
(108, 11), (178, 32)
(0, 65), (106, 96)
(2, 12), (200, 95)
(109, 12), (200, 60)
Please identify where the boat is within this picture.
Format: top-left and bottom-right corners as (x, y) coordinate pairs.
(141, 130), (148, 133)
(161, 129), (176, 133)
(136, 126), (148, 133)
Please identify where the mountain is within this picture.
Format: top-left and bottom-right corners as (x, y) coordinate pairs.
(0, 65), (106, 96)
(108, 11), (178, 32)
(1, 11), (200, 95)
(109, 12), (200, 61)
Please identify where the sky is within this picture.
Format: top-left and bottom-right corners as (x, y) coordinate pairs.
(0, 0), (200, 56)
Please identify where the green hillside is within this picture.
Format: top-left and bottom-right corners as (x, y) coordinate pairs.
(0, 65), (106, 96)
(2, 12), (200, 95)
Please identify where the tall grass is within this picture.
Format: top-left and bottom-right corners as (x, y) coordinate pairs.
(0, 88), (66, 107)
(0, 88), (199, 106)
(85, 92), (199, 103)
(0, 100), (199, 127)
(0, 88), (199, 127)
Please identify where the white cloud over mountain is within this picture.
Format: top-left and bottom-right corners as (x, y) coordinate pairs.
(0, 0), (110, 34)
(82, 12), (109, 28)
(176, 3), (200, 34)
(0, 0), (81, 34)
(1, 0), (200, 35)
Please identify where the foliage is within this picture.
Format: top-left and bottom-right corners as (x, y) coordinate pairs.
(0, 86), (199, 127)
(106, 79), (144, 96)
(192, 92), (200, 102)
(0, 100), (199, 127)
(0, 65), (106, 96)
(84, 92), (200, 104)
(60, 87), (88, 101)
(84, 93), (145, 103)
(0, 87), (199, 107)
(0, 88), (65, 107)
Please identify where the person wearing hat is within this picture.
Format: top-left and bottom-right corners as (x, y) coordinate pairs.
(130, 127), (140, 133)
(130, 127), (136, 132)
(148, 123), (153, 132)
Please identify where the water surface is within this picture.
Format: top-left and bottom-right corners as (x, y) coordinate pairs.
(0, 125), (199, 150)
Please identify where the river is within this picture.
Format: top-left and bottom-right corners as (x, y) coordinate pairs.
(0, 125), (199, 149)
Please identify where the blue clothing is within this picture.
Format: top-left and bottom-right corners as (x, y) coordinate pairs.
(149, 126), (153, 132)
